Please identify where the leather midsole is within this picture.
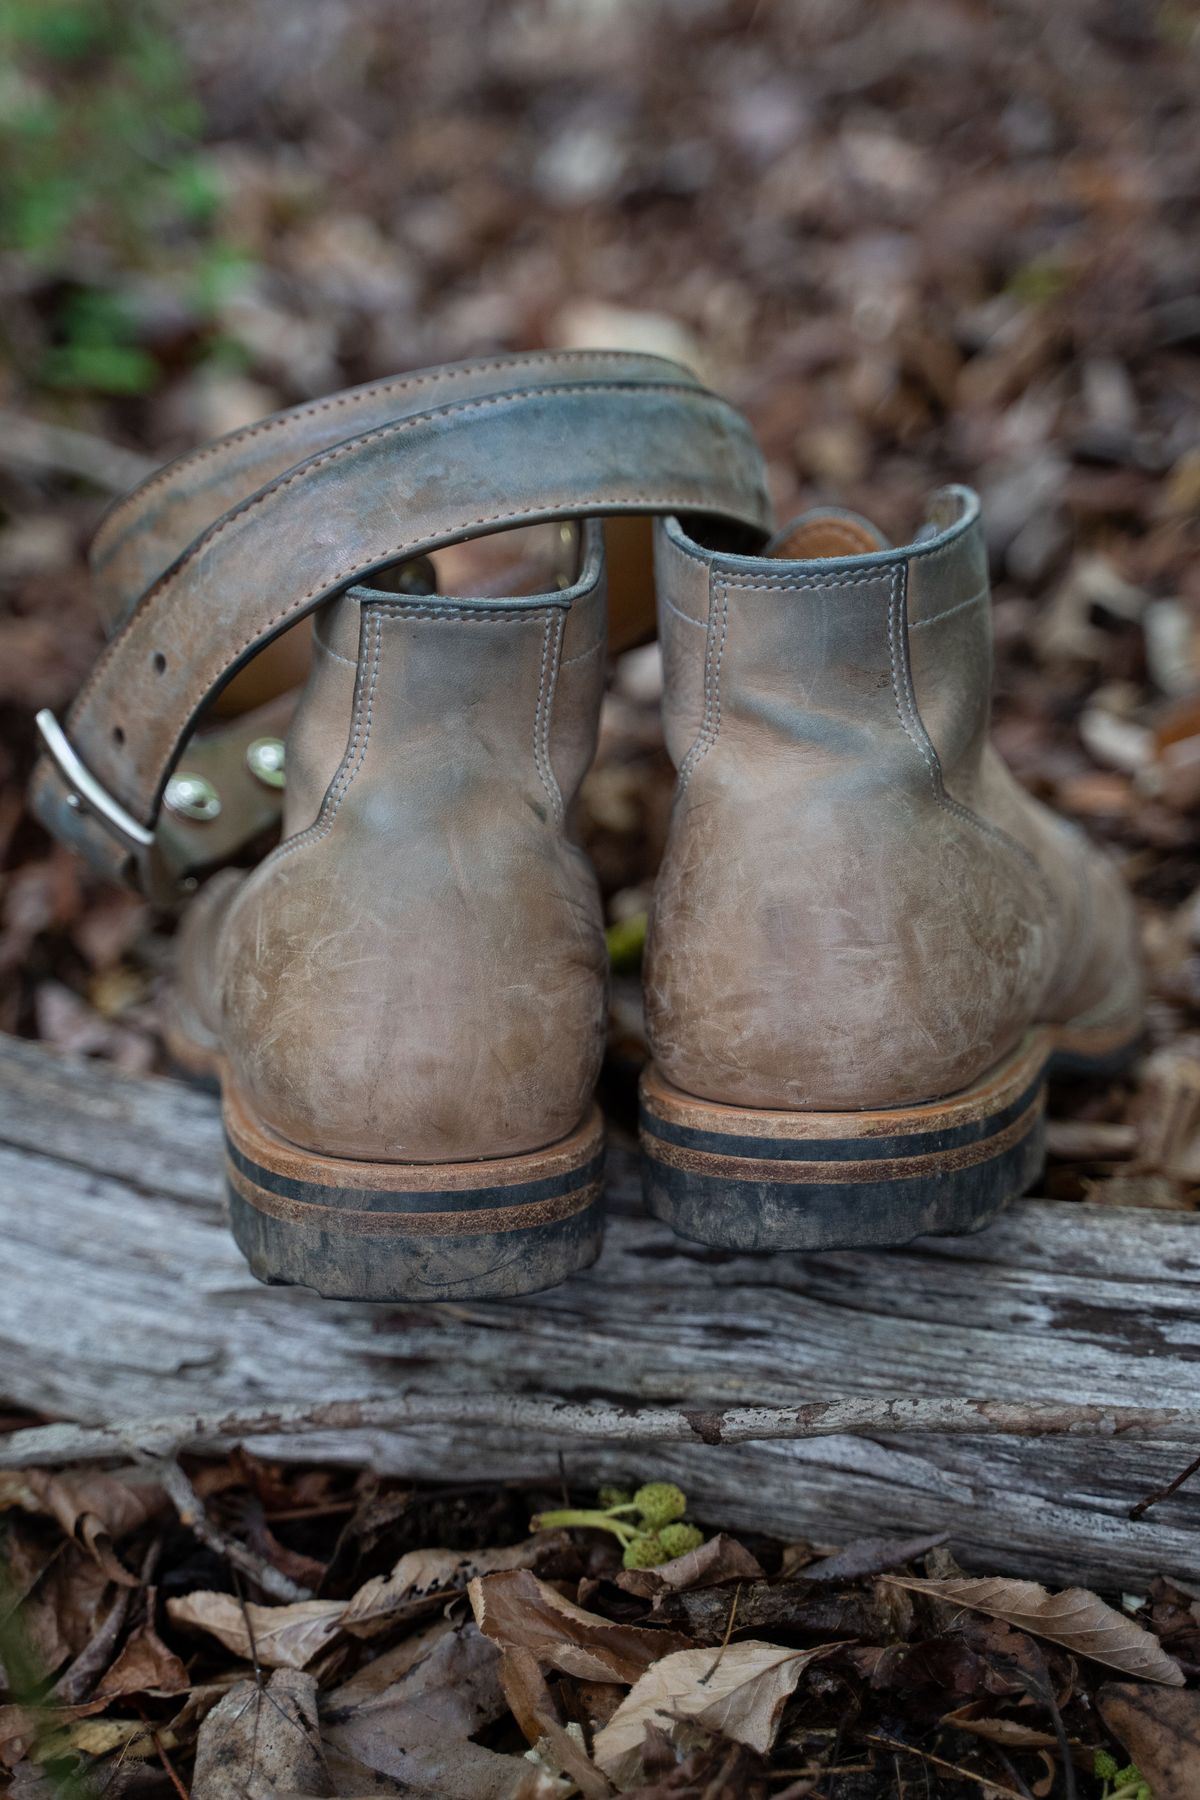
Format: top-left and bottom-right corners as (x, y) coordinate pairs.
(640, 1015), (1138, 1187)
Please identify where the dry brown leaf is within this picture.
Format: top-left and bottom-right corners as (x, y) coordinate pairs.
(93, 1616), (190, 1700)
(324, 1621), (507, 1761)
(1098, 1682), (1200, 1800)
(470, 1569), (691, 1684)
(20, 1545), (114, 1673)
(192, 1668), (330, 1800)
(886, 1577), (1185, 1685)
(342, 1538), (553, 1637)
(593, 1639), (843, 1787)
(328, 1616), (455, 1708)
(40, 1716), (177, 1761)
(940, 1705), (1059, 1752)
(166, 1590), (346, 1669)
(498, 1646), (613, 1799)
(617, 1534), (764, 1599)
(325, 1626), (566, 1800)
(0, 1469), (165, 1587)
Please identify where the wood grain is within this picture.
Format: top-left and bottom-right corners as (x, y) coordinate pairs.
(3, 1033), (1199, 1584)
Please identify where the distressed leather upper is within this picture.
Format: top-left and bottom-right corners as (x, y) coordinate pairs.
(215, 524), (610, 1164)
(646, 488), (1143, 1111)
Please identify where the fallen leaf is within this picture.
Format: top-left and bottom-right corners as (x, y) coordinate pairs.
(793, 1530), (950, 1584)
(0, 1470), (165, 1587)
(342, 1538), (554, 1637)
(327, 1616), (454, 1708)
(39, 1716), (177, 1761)
(19, 1545), (114, 1674)
(167, 1590), (346, 1669)
(941, 1704), (1059, 1752)
(617, 1535), (764, 1599)
(325, 1621), (507, 1755)
(498, 1646), (613, 1798)
(471, 1569), (691, 1684)
(593, 1639), (842, 1787)
(1098, 1682), (1200, 1800)
(192, 1668), (331, 1800)
(886, 1577), (1185, 1685)
(93, 1615), (190, 1699)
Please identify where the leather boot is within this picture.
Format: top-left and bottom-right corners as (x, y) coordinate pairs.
(32, 352), (771, 1298)
(641, 486), (1144, 1251)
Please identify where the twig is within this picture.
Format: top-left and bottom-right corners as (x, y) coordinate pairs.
(158, 1458), (313, 1603)
(50, 1586), (134, 1705)
(137, 1710), (190, 1800)
(0, 408), (154, 493)
(3, 1392), (1200, 1470)
(1129, 1447), (1200, 1519)
(868, 1736), (1027, 1798)
(700, 1582), (742, 1685)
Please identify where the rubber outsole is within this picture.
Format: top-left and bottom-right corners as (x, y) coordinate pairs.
(223, 1083), (606, 1300)
(639, 1023), (1140, 1254)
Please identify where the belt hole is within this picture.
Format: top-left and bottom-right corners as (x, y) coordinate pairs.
(112, 726), (125, 746)
(152, 652), (166, 673)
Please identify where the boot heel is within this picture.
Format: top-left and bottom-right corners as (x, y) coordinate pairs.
(639, 1033), (1052, 1253)
(224, 1084), (605, 1299)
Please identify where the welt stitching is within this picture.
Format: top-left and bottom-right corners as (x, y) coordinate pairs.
(908, 585), (988, 630)
(885, 567), (1059, 911)
(93, 350), (671, 553)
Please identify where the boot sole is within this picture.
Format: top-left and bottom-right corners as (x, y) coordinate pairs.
(223, 1082), (606, 1300)
(639, 1020), (1140, 1254)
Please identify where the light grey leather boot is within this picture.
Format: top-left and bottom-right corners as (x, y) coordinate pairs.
(32, 351), (772, 1299)
(641, 487), (1144, 1251)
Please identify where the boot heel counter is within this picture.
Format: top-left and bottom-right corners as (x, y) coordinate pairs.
(220, 552), (609, 1164)
(648, 516), (1055, 1112)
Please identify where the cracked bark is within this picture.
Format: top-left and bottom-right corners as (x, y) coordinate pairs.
(3, 1034), (1199, 1583)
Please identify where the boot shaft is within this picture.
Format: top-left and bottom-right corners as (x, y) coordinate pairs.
(216, 524), (610, 1165)
(646, 491), (1137, 1112)
(656, 487), (992, 803)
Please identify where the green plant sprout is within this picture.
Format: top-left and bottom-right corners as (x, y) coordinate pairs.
(531, 1481), (705, 1569)
(1093, 1750), (1151, 1800)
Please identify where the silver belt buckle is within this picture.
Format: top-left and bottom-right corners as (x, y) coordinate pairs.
(35, 710), (156, 856)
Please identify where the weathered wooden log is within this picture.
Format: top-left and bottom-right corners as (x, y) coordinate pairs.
(3, 1033), (1199, 1585)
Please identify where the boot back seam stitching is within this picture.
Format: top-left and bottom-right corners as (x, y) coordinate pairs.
(886, 564), (1059, 918)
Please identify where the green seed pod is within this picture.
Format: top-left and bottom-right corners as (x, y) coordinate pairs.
(659, 1523), (704, 1559)
(634, 1482), (687, 1528)
(622, 1532), (667, 1569)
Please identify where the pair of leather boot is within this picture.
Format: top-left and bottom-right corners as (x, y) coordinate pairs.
(33, 353), (1143, 1299)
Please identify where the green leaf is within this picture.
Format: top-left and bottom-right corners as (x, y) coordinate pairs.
(41, 340), (159, 395)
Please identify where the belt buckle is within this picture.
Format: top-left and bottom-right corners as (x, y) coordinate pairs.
(35, 710), (157, 859)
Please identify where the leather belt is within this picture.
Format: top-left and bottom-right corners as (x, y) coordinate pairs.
(32, 352), (771, 899)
